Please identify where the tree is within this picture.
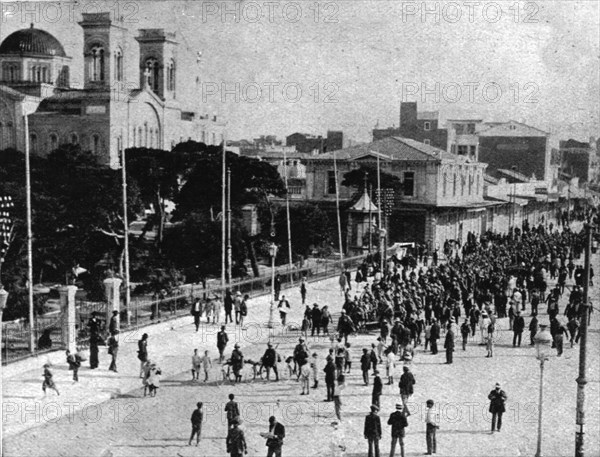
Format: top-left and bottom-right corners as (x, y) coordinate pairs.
(341, 165), (402, 191)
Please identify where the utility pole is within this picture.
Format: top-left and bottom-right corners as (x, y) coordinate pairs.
(377, 154), (383, 273)
(226, 167), (232, 284)
(121, 147), (131, 326)
(333, 149), (344, 262)
(575, 222), (593, 457)
(283, 148), (293, 282)
(221, 138), (226, 290)
(368, 182), (373, 253)
(24, 115), (35, 353)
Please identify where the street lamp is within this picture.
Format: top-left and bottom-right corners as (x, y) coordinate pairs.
(534, 324), (553, 457)
(268, 243), (278, 329)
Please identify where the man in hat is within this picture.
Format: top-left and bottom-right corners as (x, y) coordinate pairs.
(310, 303), (322, 336)
(337, 309), (355, 345)
(488, 383), (507, 433)
(372, 370), (382, 409)
(512, 310), (525, 347)
(224, 393), (240, 430)
(191, 298), (202, 332)
(425, 399), (439, 455)
(226, 418), (247, 457)
(263, 415), (285, 457)
(361, 348), (371, 385)
(429, 318), (440, 355)
(262, 342), (279, 381)
(188, 402), (203, 446)
(233, 291), (243, 325)
(444, 323), (455, 364)
(398, 366), (415, 414)
(109, 310), (120, 336)
(388, 403), (408, 457)
(293, 338), (309, 380)
(231, 344), (244, 382)
(363, 405), (382, 457)
(278, 295), (291, 326)
(217, 325), (229, 363)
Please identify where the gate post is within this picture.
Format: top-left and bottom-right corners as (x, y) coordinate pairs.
(103, 278), (122, 325)
(59, 285), (78, 352)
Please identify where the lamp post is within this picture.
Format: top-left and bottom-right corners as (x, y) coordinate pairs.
(268, 243), (278, 329)
(534, 324), (553, 457)
(0, 280), (9, 457)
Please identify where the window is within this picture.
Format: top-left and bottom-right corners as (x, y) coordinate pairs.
(327, 170), (336, 194)
(212, 133), (216, 145)
(137, 127), (142, 147)
(29, 133), (37, 153)
(2, 63), (20, 82)
(469, 145), (477, 158)
(403, 171), (415, 197)
(466, 123), (476, 134)
(149, 128), (154, 148)
(468, 171), (472, 195)
(90, 45), (105, 81)
(49, 133), (58, 151)
(91, 134), (100, 154)
(476, 173), (480, 195)
(461, 173), (466, 196)
(114, 48), (123, 81)
(453, 173), (457, 196)
(145, 58), (159, 93)
(201, 131), (206, 143)
(457, 145), (468, 156)
(424, 122), (431, 131)
(423, 139), (430, 145)
(132, 126), (136, 147)
(144, 124), (148, 147)
(167, 59), (175, 93)
(70, 133), (79, 145)
(443, 173), (447, 197)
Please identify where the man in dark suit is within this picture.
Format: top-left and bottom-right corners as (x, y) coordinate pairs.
(444, 324), (455, 364)
(372, 370), (382, 409)
(488, 383), (507, 433)
(226, 419), (247, 457)
(512, 311), (525, 347)
(191, 299), (202, 332)
(364, 405), (382, 457)
(430, 319), (440, 355)
(265, 416), (285, 457)
(388, 403), (408, 457)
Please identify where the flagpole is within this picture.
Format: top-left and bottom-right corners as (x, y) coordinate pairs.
(283, 148), (293, 283)
(221, 136), (226, 290)
(333, 149), (344, 262)
(377, 154), (383, 273)
(227, 167), (232, 284)
(24, 115), (34, 353)
(121, 146), (131, 326)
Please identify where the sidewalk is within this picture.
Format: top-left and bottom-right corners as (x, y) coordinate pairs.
(1, 275), (342, 438)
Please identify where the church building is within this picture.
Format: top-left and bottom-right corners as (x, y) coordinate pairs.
(0, 13), (224, 167)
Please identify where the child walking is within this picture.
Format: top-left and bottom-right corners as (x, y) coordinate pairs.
(42, 363), (60, 396)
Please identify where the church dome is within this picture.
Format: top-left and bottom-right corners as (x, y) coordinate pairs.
(0, 24), (67, 57)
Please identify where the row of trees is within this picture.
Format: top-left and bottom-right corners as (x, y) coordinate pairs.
(0, 141), (334, 320)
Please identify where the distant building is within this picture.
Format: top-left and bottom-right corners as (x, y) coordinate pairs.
(286, 130), (344, 154)
(558, 137), (599, 185)
(446, 119), (483, 161)
(372, 102), (447, 150)
(478, 121), (552, 182)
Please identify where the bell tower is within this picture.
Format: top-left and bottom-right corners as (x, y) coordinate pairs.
(135, 29), (178, 101)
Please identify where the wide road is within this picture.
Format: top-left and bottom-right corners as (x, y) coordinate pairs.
(3, 257), (599, 457)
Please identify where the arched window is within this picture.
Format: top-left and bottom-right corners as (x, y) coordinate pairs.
(49, 133), (58, 151)
(114, 48), (123, 81)
(149, 128), (154, 148)
(145, 58), (159, 93)
(29, 133), (37, 153)
(144, 123), (148, 147)
(443, 173), (447, 197)
(132, 127), (136, 147)
(137, 127), (142, 147)
(476, 173), (481, 195)
(155, 128), (160, 148)
(91, 134), (100, 154)
(70, 133), (79, 145)
(90, 45), (105, 81)
(212, 133), (216, 145)
(167, 59), (175, 94)
(453, 173), (457, 197)
(41, 67), (47, 83)
(201, 131), (205, 143)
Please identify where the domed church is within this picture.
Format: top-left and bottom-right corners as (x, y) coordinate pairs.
(0, 13), (224, 167)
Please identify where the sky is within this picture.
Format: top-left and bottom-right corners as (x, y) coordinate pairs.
(1, 0), (599, 144)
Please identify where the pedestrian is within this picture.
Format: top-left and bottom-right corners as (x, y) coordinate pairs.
(324, 356), (336, 401)
(529, 313), (539, 346)
(225, 393), (240, 429)
(344, 342), (352, 373)
(109, 310), (120, 336)
(274, 273), (282, 301)
(191, 298), (202, 332)
(376, 337), (385, 363)
(213, 294), (222, 324)
(231, 344), (244, 382)
(460, 319), (470, 351)
(299, 360), (311, 395)
(66, 349), (82, 382)
(107, 335), (118, 372)
(370, 343), (379, 372)
(42, 363), (60, 396)
(234, 291), (243, 325)
(361, 348), (371, 385)
(425, 399), (439, 455)
(488, 382), (507, 433)
(262, 342), (279, 381)
(310, 352), (319, 388)
(310, 303), (321, 336)
(567, 316), (580, 347)
(226, 419), (247, 457)
(551, 318), (569, 357)
(388, 403), (408, 457)
(146, 361), (162, 397)
(512, 311), (525, 347)
(263, 416), (285, 457)
(364, 405), (382, 457)
(385, 346), (396, 385)
(300, 277), (308, 305)
(217, 325), (229, 363)
(333, 374), (345, 422)
(188, 402), (203, 446)
(88, 314), (101, 369)
(239, 294), (249, 327)
(486, 321), (495, 358)
(321, 305), (331, 335)
(372, 370), (382, 409)
(192, 348), (202, 381)
(429, 319), (440, 355)
(137, 333), (149, 377)
(224, 290), (234, 324)
(444, 323), (455, 364)
(398, 366), (415, 414)
(142, 359), (152, 396)
(201, 350), (212, 382)
(337, 310), (355, 345)
(339, 271), (348, 295)
(277, 295), (290, 326)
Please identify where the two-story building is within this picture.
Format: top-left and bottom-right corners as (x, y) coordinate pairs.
(304, 136), (490, 251)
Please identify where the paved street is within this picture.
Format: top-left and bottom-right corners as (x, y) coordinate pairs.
(2, 257), (600, 457)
